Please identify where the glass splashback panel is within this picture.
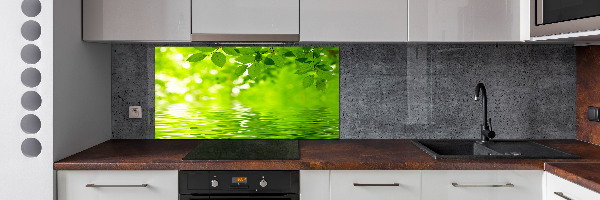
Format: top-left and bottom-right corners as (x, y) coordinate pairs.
(155, 47), (339, 139)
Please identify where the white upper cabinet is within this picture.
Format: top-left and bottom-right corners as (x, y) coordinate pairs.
(83, 0), (191, 41)
(300, 0), (408, 42)
(191, 0), (300, 41)
(409, 0), (530, 42)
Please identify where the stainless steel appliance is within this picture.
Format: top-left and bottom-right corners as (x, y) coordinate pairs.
(179, 171), (299, 200)
(532, 0), (600, 37)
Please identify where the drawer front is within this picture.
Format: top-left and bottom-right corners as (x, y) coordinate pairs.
(546, 172), (600, 200)
(300, 170), (330, 200)
(330, 170), (421, 200)
(422, 170), (542, 200)
(57, 170), (178, 200)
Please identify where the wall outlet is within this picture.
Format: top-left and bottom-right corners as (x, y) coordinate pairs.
(129, 106), (142, 118)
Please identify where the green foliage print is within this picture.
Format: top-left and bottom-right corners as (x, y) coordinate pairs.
(155, 46), (340, 139)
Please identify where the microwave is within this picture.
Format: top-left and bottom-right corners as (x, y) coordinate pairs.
(531, 0), (600, 38)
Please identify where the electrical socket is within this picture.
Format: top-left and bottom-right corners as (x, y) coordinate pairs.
(129, 106), (142, 118)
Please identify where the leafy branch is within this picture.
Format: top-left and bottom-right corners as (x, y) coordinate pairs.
(184, 46), (339, 91)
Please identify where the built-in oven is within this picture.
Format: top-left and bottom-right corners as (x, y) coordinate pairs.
(532, 0), (600, 37)
(179, 171), (299, 200)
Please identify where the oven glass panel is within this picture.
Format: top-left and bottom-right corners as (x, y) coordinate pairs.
(541, 0), (600, 25)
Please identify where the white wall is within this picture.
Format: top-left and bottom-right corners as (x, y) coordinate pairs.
(53, 0), (111, 162)
(0, 0), (54, 199)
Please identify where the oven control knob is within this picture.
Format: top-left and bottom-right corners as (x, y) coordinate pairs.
(259, 179), (268, 187)
(211, 180), (219, 188)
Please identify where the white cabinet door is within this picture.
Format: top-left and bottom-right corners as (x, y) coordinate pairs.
(409, 0), (529, 42)
(422, 170), (543, 200)
(57, 170), (178, 200)
(191, 0), (299, 41)
(330, 170), (420, 200)
(300, 170), (330, 200)
(83, 0), (191, 41)
(545, 172), (600, 200)
(300, 0), (408, 42)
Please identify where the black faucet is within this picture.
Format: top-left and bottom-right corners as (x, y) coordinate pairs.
(474, 83), (495, 143)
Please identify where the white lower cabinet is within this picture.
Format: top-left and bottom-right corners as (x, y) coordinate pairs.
(545, 172), (600, 200)
(57, 170), (178, 200)
(300, 170), (330, 200)
(330, 170), (421, 200)
(421, 170), (543, 200)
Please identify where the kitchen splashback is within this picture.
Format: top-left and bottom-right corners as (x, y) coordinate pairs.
(112, 43), (576, 139)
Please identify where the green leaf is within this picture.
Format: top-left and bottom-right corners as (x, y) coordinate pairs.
(315, 79), (326, 91)
(222, 47), (240, 56)
(316, 64), (332, 71)
(251, 47), (262, 52)
(237, 48), (255, 55)
(211, 52), (226, 67)
(234, 65), (247, 77)
(270, 55), (286, 66)
(317, 70), (335, 80)
(296, 58), (308, 63)
(236, 55), (255, 64)
(187, 54), (207, 62)
(294, 62), (313, 75)
(255, 54), (262, 62)
(283, 51), (295, 57)
(194, 47), (217, 52)
(264, 58), (275, 65)
(248, 63), (264, 79)
(302, 75), (315, 88)
(275, 48), (290, 55)
(293, 49), (306, 57)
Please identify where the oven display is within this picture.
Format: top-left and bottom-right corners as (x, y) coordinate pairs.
(232, 177), (247, 184)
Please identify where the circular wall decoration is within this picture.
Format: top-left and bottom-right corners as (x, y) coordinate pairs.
(21, 20), (41, 41)
(20, 114), (41, 134)
(21, 91), (42, 111)
(21, 0), (41, 17)
(21, 138), (42, 157)
(21, 68), (41, 88)
(21, 44), (41, 64)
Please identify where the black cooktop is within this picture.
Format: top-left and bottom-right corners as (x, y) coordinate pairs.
(182, 140), (300, 160)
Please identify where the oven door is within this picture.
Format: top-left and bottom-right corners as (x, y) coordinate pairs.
(180, 194), (299, 200)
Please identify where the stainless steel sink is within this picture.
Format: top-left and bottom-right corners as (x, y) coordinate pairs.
(412, 140), (579, 159)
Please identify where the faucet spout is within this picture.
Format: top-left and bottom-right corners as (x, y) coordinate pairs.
(474, 83), (495, 142)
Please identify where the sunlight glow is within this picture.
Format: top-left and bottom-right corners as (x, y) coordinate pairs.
(182, 62), (191, 69)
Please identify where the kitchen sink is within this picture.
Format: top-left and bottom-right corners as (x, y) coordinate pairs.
(412, 140), (579, 159)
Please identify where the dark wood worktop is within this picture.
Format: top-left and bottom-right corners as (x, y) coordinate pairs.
(545, 162), (600, 194)
(54, 139), (600, 171)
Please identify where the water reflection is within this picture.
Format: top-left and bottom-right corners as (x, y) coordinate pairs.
(155, 101), (339, 139)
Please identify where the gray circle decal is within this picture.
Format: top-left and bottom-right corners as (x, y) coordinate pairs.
(20, 114), (41, 134)
(21, 91), (42, 111)
(21, 44), (41, 64)
(21, 138), (42, 157)
(21, 20), (41, 41)
(21, 68), (41, 88)
(21, 0), (41, 17)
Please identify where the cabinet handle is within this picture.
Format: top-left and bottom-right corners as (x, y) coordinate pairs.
(554, 192), (573, 200)
(451, 183), (514, 188)
(353, 183), (400, 186)
(86, 184), (149, 188)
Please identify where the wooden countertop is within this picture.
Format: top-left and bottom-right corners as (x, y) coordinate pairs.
(545, 162), (600, 194)
(54, 139), (600, 171)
